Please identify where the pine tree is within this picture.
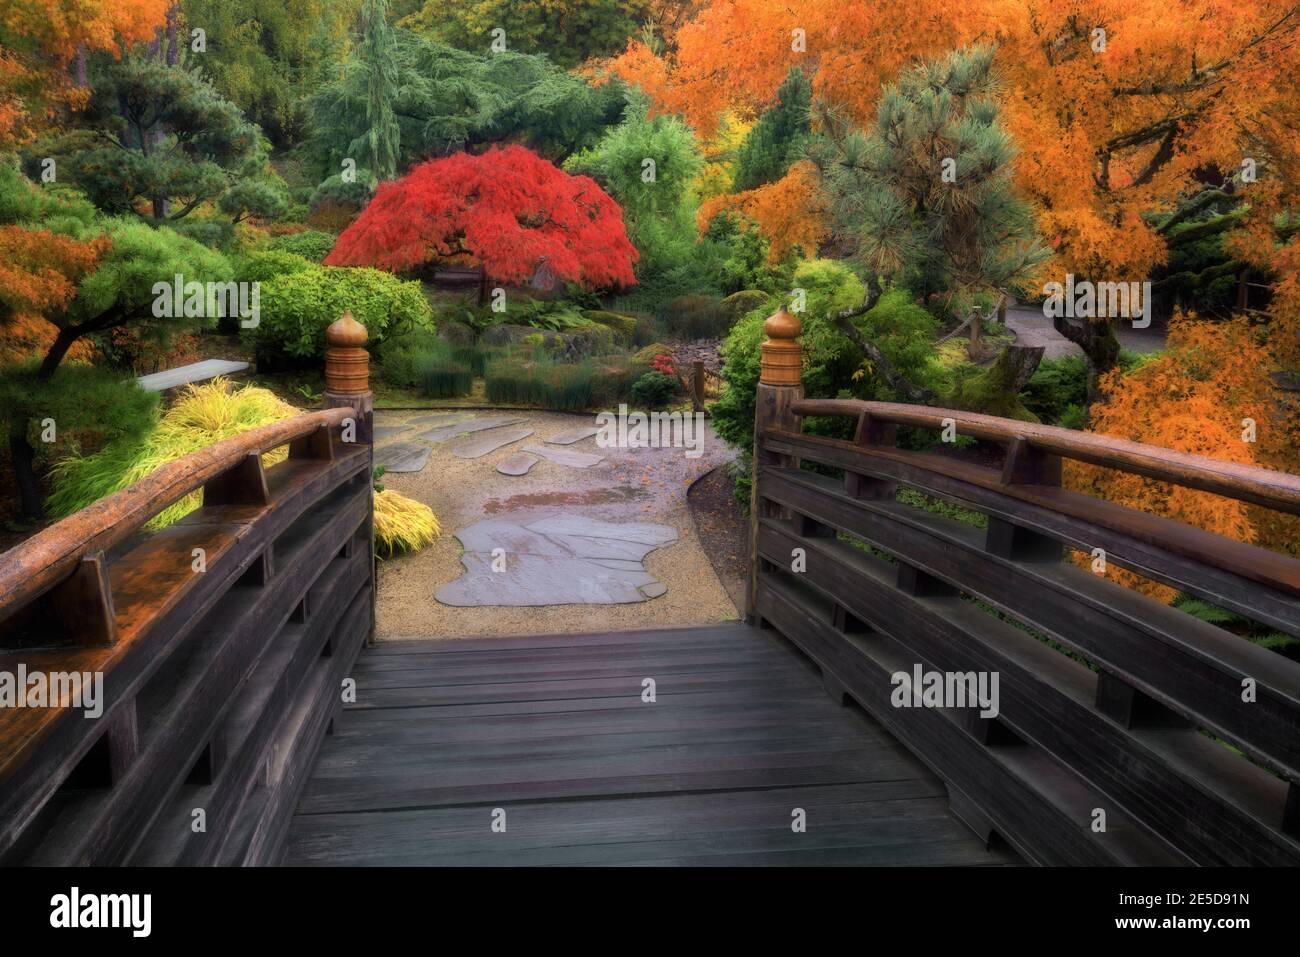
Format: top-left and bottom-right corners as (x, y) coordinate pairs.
(732, 66), (811, 192)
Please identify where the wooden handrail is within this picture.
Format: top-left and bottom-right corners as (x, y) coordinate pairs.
(789, 398), (1300, 517)
(0, 406), (356, 619)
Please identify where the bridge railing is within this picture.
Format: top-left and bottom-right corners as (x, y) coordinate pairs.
(749, 308), (1300, 866)
(0, 314), (375, 866)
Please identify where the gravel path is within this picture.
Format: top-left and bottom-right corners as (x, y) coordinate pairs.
(1004, 305), (1167, 358)
(374, 408), (740, 639)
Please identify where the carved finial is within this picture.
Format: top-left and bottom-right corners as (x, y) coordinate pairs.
(324, 311), (369, 395)
(759, 306), (802, 386)
(326, 311), (368, 349)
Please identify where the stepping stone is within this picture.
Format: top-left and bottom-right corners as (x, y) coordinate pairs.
(419, 415), (526, 443)
(407, 412), (469, 427)
(497, 453), (540, 476)
(523, 444), (604, 469)
(436, 514), (677, 607)
(447, 426), (535, 459)
(372, 425), (410, 441)
(545, 425), (601, 446)
(136, 359), (249, 392)
(374, 441), (431, 473)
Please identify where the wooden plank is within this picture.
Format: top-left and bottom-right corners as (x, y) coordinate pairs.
(762, 432), (1300, 634)
(759, 519), (1299, 865)
(758, 466), (1300, 783)
(0, 451), (370, 860)
(756, 573), (1186, 865)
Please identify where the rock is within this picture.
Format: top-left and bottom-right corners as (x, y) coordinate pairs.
(371, 425), (410, 442)
(447, 426), (535, 459)
(407, 412), (469, 427)
(435, 321), (476, 345)
(480, 323), (574, 354)
(419, 415), (526, 442)
(435, 514), (678, 607)
(545, 425), (601, 446)
(496, 452), (540, 476)
(524, 444), (604, 469)
(374, 441), (431, 473)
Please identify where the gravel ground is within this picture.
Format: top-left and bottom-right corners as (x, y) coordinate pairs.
(375, 408), (740, 639)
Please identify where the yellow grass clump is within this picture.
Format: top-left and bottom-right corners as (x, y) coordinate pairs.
(373, 488), (440, 556)
(48, 377), (300, 528)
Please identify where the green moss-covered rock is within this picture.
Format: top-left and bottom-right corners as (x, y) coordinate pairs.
(582, 310), (638, 342)
(722, 289), (772, 319)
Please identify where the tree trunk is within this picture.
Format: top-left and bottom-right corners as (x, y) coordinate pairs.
(8, 417), (43, 521)
(1052, 315), (1120, 403)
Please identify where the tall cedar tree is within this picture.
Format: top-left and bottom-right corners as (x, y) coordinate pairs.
(359, 0), (401, 181)
(325, 145), (638, 292)
(732, 66), (811, 192)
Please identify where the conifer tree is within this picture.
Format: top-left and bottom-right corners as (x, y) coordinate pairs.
(360, 0), (401, 181)
(812, 46), (1048, 319)
(732, 66), (811, 192)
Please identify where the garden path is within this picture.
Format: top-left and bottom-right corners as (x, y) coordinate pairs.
(1004, 304), (1167, 358)
(371, 408), (739, 638)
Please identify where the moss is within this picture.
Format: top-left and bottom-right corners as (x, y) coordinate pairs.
(582, 310), (637, 342)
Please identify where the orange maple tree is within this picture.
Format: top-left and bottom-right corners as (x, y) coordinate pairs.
(0, 0), (172, 148)
(697, 160), (829, 260)
(602, 0), (1300, 284)
(0, 224), (108, 364)
(1066, 313), (1297, 598)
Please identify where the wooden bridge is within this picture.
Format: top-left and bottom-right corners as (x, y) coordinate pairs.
(1, 311), (1298, 867)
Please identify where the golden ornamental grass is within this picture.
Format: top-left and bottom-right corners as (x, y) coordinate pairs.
(373, 488), (440, 555)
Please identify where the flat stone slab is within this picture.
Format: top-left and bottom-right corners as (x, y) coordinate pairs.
(374, 441), (432, 473)
(137, 359), (249, 392)
(545, 426), (601, 446)
(436, 514), (677, 606)
(448, 426), (535, 459)
(523, 443), (604, 469)
(407, 412), (470, 427)
(419, 415), (526, 443)
(496, 452), (540, 476)
(372, 425), (410, 441)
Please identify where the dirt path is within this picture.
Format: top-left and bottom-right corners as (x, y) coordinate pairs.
(373, 408), (740, 639)
(1004, 305), (1167, 358)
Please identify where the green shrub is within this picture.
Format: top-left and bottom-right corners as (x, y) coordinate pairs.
(569, 324), (616, 355)
(665, 295), (732, 339)
(244, 265), (433, 364)
(0, 363), (159, 470)
(1021, 355), (1087, 426)
(484, 353), (644, 411)
(416, 360), (473, 398)
(722, 289), (772, 320)
(309, 169), (377, 214)
(629, 371), (679, 409)
(582, 310), (637, 342)
(268, 230), (337, 262)
(232, 250), (313, 284)
(713, 263), (949, 499)
(380, 330), (444, 388)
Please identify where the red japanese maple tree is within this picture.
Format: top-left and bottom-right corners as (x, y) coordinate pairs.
(324, 145), (638, 289)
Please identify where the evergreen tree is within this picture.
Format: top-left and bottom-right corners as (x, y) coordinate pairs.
(37, 54), (283, 224)
(732, 66), (811, 192)
(811, 46), (1048, 317)
(360, 0), (401, 181)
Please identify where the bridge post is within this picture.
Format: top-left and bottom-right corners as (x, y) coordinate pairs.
(747, 305), (803, 622)
(323, 312), (375, 643)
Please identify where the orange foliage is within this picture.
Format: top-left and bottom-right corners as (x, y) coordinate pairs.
(1065, 315), (1290, 600)
(0, 0), (170, 148)
(697, 161), (829, 261)
(0, 225), (109, 363)
(601, 0), (1300, 281)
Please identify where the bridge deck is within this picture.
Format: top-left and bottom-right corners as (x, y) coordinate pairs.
(284, 623), (1016, 866)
